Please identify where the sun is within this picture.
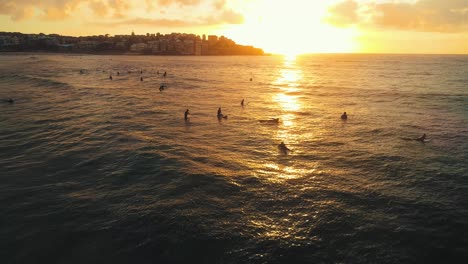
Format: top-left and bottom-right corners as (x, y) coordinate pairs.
(218, 0), (358, 55)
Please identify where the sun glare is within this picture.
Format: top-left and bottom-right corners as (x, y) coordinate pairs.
(220, 0), (357, 55)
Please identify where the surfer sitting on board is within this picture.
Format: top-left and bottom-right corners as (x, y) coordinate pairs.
(278, 142), (291, 155)
(184, 109), (190, 121)
(217, 107), (227, 119)
(415, 133), (426, 142)
(341, 112), (347, 120)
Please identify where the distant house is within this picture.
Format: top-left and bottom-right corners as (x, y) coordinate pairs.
(0, 36), (20, 46)
(58, 44), (74, 52)
(75, 40), (99, 50)
(130, 43), (147, 52)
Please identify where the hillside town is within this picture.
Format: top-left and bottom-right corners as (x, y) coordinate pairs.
(0, 31), (265, 56)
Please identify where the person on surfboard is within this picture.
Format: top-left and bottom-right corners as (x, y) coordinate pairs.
(278, 142), (291, 155)
(341, 112), (347, 120)
(217, 107), (227, 119)
(416, 133), (426, 142)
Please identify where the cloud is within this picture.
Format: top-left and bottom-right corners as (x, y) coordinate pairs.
(0, 2), (35, 20)
(0, 0), (81, 21)
(0, 0), (134, 21)
(97, 8), (244, 28)
(326, 0), (468, 33)
(0, 0), (235, 21)
(108, 17), (194, 27)
(211, 9), (244, 24)
(88, 1), (109, 17)
(156, 0), (202, 6)
(213, 0), (226, 10)
(326, 0), (359, 26)
(107, 0), (131, 18)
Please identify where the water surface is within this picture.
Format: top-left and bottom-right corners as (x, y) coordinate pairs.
(1, 53), (467, 263)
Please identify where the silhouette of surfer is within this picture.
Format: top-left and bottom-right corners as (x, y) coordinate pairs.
(184, 109), (190, 121)
(159, 84), (165, 91)
(278, 142), (291, 155)
(217, 107), (227, 119)
(341, 112), (347, 120)
(259, 118), (279, 124)
(5, 98), (14, 104)
(241, 99), (244, 107)
(163, 71), (167, 78)
(140, 76), (143, 81)
(109, 75), (113, 80)
(117, 71), (120, 76)
(416, 133), (426, 142)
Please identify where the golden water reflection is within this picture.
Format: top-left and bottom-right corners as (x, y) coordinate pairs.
(262, 55), (310, 182)
(275, 55), (303, 132)
(274, 55), (302, 109)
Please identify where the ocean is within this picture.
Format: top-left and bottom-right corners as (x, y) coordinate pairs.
(1, 53), (467, 263)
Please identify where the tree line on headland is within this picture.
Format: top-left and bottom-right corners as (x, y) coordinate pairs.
(0, 31), (265, 56)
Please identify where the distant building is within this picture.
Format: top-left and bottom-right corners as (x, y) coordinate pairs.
(75, 40), (99, 50)
(195, 40), (202, 56)
(115, 41), (127, 49)
(208, 35), (218, 43)
(0, 36), (19, 46)
(130, 43), (147, 52)
(182, 39), (194, 55)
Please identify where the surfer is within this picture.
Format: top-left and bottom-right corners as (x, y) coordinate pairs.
(250, 78), (253, 81)
(159, 84), (165, 91)
(117, 71), (120, 76)
(416, 133), (426, 142)
(140, 76), (143, 81)
(109, 75), (113, 80)
(5, 98), (14, 104)
(241, 99), (244, 107)
(163, 71), (167, 78)
(278, 142), (291, 155)
(259, 118), (279, 124)
(341, 112), (347, 120)
(217, 107), (227, 119)
(184, 109), (190, 121)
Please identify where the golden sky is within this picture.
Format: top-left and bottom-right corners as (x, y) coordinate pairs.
(1, 0), (467, 54)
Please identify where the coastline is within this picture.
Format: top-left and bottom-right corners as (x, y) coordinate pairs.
(0, 50), (271, 56)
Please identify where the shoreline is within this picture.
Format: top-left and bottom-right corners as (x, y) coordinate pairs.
(0, 50), (271, 56)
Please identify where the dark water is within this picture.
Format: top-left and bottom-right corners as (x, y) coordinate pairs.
(1, 53), (467, 263)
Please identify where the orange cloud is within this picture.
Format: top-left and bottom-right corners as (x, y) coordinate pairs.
(326, 0), (468, 33)
(156, 0), (202, 6)
(95, 8), (243, 28)
(0, 0), (235, 23)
